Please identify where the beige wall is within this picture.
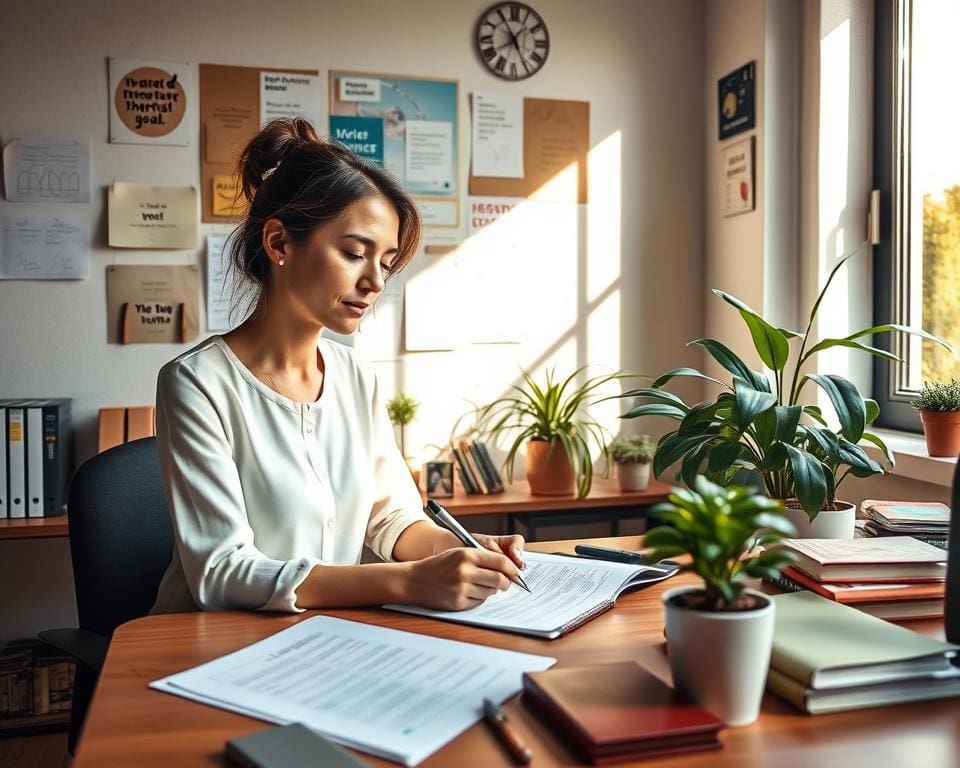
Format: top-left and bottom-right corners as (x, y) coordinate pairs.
(0, 0), (706, 639)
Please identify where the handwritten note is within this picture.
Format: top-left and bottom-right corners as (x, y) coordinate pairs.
(2, 136), (90, 203)
(0, 215), (88, 280)
(108, 182), (198, 249)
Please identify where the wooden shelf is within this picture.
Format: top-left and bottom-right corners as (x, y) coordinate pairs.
(0, 711), (70, 738)
(0, 517), (69, 540)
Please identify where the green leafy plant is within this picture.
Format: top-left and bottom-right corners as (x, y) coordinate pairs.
(645, 475), (796, 611)
(386, 392), (419, 456)
(910, 380), (960, 412)
(475, 367), (626, 498)
(608, 434), (655, 464)
(621, 248), (952, 520)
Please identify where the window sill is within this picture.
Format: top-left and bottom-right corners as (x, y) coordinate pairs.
(862, 428), (957, 488)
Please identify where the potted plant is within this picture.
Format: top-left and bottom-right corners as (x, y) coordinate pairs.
(647, 475), (796, 725)
(386, 392), (420, 482)
(475, 367), (625, 498)
(621, 248), (952, 537)
(911, 379), (960, 457)
(607, 434), (655, 491)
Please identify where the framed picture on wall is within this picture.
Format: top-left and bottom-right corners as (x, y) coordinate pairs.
(717, 61), (756, 140)
(424, 461), (455, 498)
(722, 137), (754, 217)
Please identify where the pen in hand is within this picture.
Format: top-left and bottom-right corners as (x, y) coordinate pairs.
(483, 698), (532, 765)
(426, 500), (532, 593)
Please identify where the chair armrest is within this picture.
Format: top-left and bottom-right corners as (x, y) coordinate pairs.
(38, 627), (109, 671)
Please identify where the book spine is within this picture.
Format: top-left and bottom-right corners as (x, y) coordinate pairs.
(766, 667), (810, 713)
(763, 571), (807, 595)
(451, 447), (478, 494)
(458, 440), (488, 494)
(474, 441), (504, 492)
(468, 441), (496, 493)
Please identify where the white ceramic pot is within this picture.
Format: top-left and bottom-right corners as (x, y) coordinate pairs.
(615, 461), (651, 491)
(662, 587), (775, 726)
(782, 501), (855, 539)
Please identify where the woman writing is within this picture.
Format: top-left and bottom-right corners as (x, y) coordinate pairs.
(151, 118), (524, 614)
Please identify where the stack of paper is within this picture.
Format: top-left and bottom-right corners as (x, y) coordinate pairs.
(151, 616), (555, 766)
(767, 592), (960, 714)
(860, 499), (950, 550)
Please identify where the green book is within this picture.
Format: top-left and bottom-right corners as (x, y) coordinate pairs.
(766, 666), (960, 715)
(770, 592), (958, 689)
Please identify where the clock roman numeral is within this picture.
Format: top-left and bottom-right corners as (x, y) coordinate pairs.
(496, 7), (507, 23)
(510, 62), (518, 78)
(494, 55), (506, 73)
(531, 22), (544, 33)
(531, 51), (544, 65)
(509, 3), (520, 21)
(534, 39), (547, 49)
(482, 46), (497, 61)
(479, 34), (493, 45)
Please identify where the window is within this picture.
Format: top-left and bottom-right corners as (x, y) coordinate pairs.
(873, 0), (960, 430)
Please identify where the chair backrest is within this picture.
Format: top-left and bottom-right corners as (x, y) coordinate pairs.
(67, 436), (173, 639)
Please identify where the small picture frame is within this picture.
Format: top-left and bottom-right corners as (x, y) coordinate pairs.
(424, 461), (455, 498)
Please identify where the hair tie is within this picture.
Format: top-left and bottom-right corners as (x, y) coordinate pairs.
(261, 163), (280, 181)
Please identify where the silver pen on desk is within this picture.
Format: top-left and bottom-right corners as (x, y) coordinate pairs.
(426, 499), (533, 594)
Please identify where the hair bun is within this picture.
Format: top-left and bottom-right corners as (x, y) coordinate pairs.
(236, 118), (319, 204)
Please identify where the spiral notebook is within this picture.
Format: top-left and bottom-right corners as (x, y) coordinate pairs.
(384, 551), (679, 639)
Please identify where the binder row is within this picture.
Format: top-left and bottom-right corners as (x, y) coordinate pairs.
(0, 399), (72, 519)
(451, 440), (504, 494)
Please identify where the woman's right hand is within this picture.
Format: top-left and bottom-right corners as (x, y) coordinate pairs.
(403, 547), (521, 611)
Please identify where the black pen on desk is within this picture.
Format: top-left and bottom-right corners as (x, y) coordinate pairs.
(483, 698), (532, 765)
(426, 500), (532, 593)
(574, 544), (669, 571)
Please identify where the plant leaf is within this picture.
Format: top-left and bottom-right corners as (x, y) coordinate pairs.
(713, 289), (791, 370)
(861, 430), (895, 467)
(845, 323), (954, 354)
(782, 443), (828, 517)
(653, 431), (718, 478)
(732, 384), (778, 430)
(650, 367), (728, 390)
(688, 338), (769, 392)
(620, 403), (687, 421)
(807, 374), (867, 443)
(803, 337), (901, 364)
(837, 439), (884, 477)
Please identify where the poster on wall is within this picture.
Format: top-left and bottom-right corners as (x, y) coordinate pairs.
(259, 71), (320, 127)
(0, 214), (88, 279)
(722, 137), (754, 217)
(2, 135), (90, 203)
(717, 61), (755, 141)
(329, 70), (459, 227)
(105, 265), (200, 343)
(109, 58), (192, 146)
(471, 92), (524, 179)
(107, 182), (198, 249)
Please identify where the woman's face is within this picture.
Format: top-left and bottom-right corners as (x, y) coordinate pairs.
(271, 194), (400, 334)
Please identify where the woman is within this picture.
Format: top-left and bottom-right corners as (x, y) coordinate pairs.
(151, 118), (524, 614)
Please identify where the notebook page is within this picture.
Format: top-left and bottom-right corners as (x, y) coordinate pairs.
(386, 552), (643, 634)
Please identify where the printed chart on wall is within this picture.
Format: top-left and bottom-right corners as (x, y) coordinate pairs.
(199, 63), (320, 222)
(329, 71), (459, 227)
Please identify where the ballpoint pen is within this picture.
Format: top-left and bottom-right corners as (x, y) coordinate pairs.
(483, 698), (533, 765)
(426, 499), (532, 593)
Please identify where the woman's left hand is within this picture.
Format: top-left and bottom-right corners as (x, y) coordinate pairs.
(473, 533), (526, 571)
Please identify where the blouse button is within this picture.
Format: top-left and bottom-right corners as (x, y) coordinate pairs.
(326, 518), (335, 532)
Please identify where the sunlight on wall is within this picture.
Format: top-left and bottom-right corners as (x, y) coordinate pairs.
(386, 131), (625, 473)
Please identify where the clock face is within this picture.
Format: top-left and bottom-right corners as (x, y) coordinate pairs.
(476, 2), (549, 81)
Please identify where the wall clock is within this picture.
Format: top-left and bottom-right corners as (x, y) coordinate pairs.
(475, 3), (550, 81)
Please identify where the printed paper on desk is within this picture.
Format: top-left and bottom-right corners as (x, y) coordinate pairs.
(108, 182), (198, 249)
(149, 615), (555, 766)
(0, 214), (88, 280)
(2, 136), (90, 203)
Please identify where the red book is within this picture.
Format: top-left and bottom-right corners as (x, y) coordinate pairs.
(522, 661), (723, 764)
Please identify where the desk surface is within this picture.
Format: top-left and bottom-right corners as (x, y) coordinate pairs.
(73, 536), (958, 767)
(443, 475), (671, 516)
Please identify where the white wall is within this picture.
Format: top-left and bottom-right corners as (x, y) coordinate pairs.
(0, 0), (705, 639)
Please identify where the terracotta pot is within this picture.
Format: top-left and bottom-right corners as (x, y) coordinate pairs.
(525, 439), (575, 496)
(919, 410), (960, 457)
(782, 500), (855, 539)
(615, 461), (651, 491)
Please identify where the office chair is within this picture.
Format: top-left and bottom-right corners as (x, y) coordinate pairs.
(39, 436), (173, 756)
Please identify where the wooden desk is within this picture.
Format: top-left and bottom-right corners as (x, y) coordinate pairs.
(442, 476), (672, 540)
(0, 516), (69, 540)
(72, 535), (958, 767)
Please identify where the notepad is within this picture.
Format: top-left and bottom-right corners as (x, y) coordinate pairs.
(150, 616), (555, 767)
(384, 551), (679, 639)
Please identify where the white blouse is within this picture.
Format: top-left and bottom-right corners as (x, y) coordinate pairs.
(150, 335), (428, 614)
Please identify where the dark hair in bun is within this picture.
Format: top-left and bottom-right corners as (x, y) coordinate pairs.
(230, 117), (421, 307)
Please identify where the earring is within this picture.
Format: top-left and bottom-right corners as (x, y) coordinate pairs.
(278, 257), (285, 266)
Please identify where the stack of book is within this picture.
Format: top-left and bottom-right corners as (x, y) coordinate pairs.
(450, 439), (504, 494)
(767, 592), (960, 714)
(0, 639), (75, 735)
(857, 499), (950, 550)
(766, 537), (948, 621)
